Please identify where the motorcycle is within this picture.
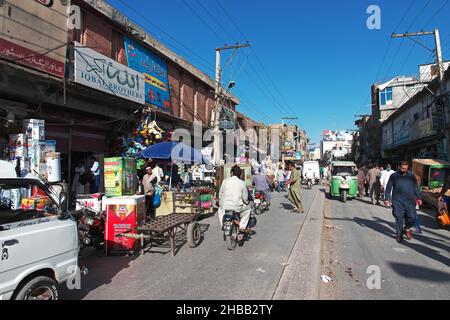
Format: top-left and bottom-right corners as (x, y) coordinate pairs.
(253, 191), (269, 215)
(222, 209), (257, 251)
(74, 205), (105, 250)
(306, 178), (313, 190)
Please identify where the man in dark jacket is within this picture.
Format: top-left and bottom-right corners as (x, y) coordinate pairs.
(384, 161), (422, 243)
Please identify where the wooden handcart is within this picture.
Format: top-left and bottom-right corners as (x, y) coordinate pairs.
(116, 192), (203, 256)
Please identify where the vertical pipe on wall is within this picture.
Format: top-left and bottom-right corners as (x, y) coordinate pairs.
(68, 126), (73, 205)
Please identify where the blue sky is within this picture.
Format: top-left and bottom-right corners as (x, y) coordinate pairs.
(107, 0), (450, 145)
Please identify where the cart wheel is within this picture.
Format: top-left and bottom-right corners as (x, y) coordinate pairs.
(187, 222), (202, 248)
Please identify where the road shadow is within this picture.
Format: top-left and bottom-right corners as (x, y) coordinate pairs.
(60, 223), (210, 300)
(280, 202), (295, 211)
(389, 262), (450, 282)
(354, 197), (378, 206)
(60, 247), (138, 300)
(330, 215), (450, 267)
(398, 239), (450, 267)
(143, 223), (210, 256)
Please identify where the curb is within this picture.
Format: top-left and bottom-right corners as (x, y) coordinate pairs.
(272, 189), (325, 300)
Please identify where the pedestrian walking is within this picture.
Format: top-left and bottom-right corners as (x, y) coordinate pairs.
(275, 165), (286, 192)
(366, 163), (381, 204)
(357, 166), (366, 198)
(412, 171), (423, 234)
(286, 162), (304, 213)
(384, 161), (422, 243)
(362, 165), (369, 196)
(380, 164), (395, 202)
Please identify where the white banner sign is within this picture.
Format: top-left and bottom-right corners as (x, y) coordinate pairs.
(74, 43), (145, 104)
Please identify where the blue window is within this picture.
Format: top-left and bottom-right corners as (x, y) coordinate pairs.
(379, 87), (393, 105)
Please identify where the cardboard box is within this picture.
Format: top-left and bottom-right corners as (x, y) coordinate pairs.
(104, 195), (146, 255)
(104, 157), (137, 197)
(24, 119), (45, 141)
(9, 134), (27, 147)
(76, 193), (104, 212)
(27, 140), (56, 177)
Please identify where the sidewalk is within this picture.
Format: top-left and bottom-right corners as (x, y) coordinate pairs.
(272, 188), (325, 300)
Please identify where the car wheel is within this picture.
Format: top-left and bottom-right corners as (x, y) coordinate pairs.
(14, 276), (59, 300)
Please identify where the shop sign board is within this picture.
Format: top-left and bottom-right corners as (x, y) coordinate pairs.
(419, 118), (433, 138)
(219, 107), (236, 130)
(74, 43), (145, 104)
(0, 0), (69, 77)
(124, 36), (172, 111)
(431, 105), (444, 131)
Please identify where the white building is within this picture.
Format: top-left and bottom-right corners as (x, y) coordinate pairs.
(320, 130), (353, 161)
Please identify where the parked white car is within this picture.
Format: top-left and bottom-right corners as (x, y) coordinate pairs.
(0, 161), (80, 300)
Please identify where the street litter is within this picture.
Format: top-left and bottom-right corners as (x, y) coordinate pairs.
(393, 247), (408, 253)
(321, 275), (333, 283)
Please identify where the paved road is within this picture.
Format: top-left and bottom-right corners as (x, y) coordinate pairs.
(61, 186), (318, 300)
(320, 193), (450, 300)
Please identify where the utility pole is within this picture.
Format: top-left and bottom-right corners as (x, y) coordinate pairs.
(280, 117), (298, 162)
(392, 29), (449, 161)
(213, 43), (251, 165)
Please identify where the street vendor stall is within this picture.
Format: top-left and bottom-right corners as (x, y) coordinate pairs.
(136, 141), (215, 217)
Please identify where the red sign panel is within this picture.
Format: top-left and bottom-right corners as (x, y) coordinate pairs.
(0, 38), (65, 78)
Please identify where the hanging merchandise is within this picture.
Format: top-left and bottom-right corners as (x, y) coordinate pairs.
(136, 158), (146, 171)
(122, 107), (165, 157)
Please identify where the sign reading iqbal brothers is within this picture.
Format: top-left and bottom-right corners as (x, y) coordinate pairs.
(74, 43), (145, 104)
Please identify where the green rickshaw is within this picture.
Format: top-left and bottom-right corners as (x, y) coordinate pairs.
(329, 161), (358, 202)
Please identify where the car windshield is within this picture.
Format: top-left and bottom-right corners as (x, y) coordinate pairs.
(0, 182), (58, 227)
(332, 166), (355, 176)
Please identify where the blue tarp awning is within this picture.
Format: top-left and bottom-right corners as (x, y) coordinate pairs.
(136, 141), (207, 164)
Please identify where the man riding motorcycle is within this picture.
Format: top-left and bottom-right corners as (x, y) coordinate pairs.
(218, 166), (252, 241)
(252, 168), (271, 206)
(305, 167), (315, 187)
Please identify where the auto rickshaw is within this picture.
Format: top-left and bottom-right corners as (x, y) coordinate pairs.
(329, 161), (358, 202)
(412, 159), (450, 227)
